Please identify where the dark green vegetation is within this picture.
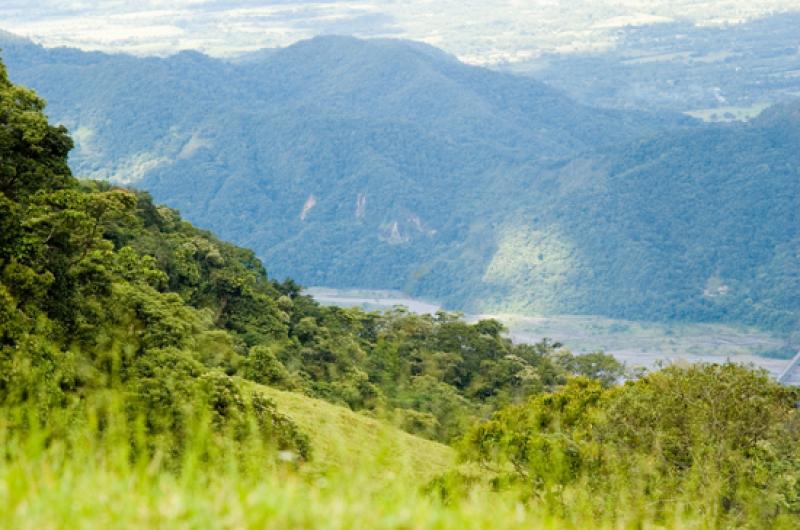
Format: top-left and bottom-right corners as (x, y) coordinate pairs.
(2, 32), (798, 339)
(0, 62), (310, 462)
(0, 58), (622, 452)
(4, 57), (800, 528)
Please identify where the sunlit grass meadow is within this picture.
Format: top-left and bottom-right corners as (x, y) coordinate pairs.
(3, 391), (792, 530)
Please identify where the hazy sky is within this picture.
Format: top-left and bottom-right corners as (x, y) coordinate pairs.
(2, 1), (800, 64)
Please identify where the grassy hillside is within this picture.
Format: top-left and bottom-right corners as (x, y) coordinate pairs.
(0, 430), (718, 530)
(254, 383), (454, 478)
(5, 366), (800, 529)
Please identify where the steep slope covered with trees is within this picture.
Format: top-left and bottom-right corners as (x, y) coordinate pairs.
(0, 57), (618, 453)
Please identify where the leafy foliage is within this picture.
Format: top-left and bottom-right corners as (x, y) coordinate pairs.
(461, 364), (800, 525)
(0, 61), (308, 462)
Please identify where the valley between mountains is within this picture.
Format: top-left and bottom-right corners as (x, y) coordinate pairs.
(3, 31), (799, 352)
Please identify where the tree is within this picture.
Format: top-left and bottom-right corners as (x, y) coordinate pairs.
(0, 60), (73, 200)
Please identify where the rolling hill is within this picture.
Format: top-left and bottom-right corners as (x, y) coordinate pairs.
(3, 32), (799, 336)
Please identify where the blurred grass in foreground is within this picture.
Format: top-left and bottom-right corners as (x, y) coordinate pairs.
(3, 395), (795, 530)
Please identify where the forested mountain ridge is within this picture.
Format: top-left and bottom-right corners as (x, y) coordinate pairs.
(562, 103), (800, 330)
(0, 33), (690, 285)
(3, 32), (799, 336)
(0, 57), (620, 452)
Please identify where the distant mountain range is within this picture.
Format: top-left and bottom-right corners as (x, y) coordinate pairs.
(1, 32), (798, 337)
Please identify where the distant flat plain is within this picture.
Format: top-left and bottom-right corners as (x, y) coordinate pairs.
(306, 287), (789, 377)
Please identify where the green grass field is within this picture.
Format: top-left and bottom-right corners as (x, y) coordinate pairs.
(252, 383), (454, 479)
